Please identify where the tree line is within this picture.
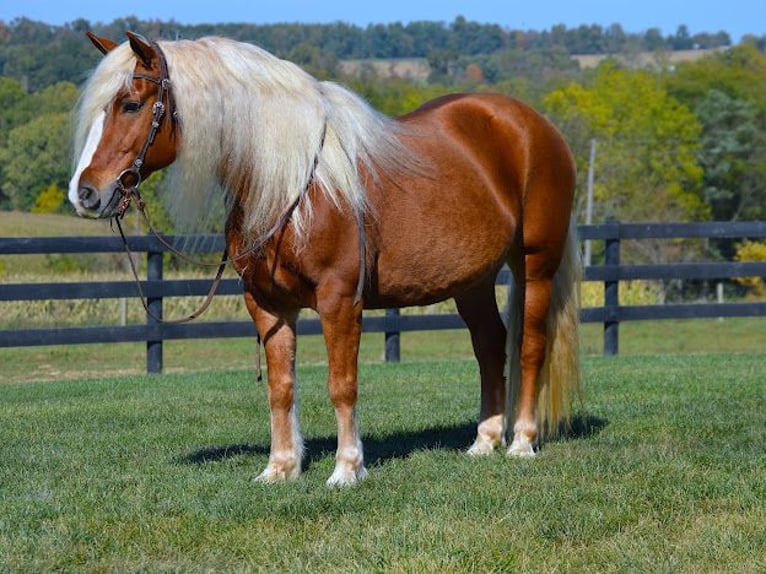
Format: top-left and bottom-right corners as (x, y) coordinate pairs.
(1, 17), (765, 251)
(0, 16), (747, 91)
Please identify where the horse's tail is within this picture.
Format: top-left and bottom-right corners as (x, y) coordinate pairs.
(506, 218), (582, 440)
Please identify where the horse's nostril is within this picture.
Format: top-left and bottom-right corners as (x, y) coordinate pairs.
(78, 185), (101, 210)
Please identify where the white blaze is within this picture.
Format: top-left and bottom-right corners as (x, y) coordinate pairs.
(68, 111), (106, 211)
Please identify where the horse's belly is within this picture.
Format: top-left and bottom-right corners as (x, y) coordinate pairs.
(367, 220), (512, 308)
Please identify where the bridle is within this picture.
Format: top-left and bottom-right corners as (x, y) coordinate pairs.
(114, 41), (178, 219)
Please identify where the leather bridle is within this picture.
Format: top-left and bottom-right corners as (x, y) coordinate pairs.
(114, 41), (179, 218)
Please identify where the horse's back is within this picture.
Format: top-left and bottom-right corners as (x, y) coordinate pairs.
(402, 92), (574, 195)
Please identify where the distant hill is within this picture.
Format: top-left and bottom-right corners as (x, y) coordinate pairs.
(571, 47), (728, 69)
(337, 58), (431, 82)
(338, 47), (729, 82)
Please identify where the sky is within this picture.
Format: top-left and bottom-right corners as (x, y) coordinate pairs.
(1, 0), (763, 42)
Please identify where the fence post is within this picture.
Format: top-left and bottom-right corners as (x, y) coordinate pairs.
(603, 225), (620, 356)
(384, 308), (401, 363)
(146, 247), (163, 374)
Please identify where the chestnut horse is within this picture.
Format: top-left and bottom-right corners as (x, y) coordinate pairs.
(69, 32), (580, 486)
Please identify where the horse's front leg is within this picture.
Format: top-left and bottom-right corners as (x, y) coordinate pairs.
(243, 292), (303, 482)
(318, 292), (366, 487)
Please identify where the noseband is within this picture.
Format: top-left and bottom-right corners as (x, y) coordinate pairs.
(115, 41), (179, 218)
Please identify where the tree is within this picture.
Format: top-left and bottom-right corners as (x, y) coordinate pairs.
(544, 62), (707, 285)
(695, 89), (766, 222)
(545, 62), (705, 227)
(0, 112), (72, 211)
(0, 77), (27, 142)
(665, 45), (766, 112)
(643, 28), (666, 51)
(670, 25), (693, 50)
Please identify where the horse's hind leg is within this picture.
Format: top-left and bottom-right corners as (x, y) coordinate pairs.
(508, 252), (555, 457)
(456, 279), (507, 455)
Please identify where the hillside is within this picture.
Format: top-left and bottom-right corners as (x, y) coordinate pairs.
(338, 46), (729, 82)
(0, 211), (112, 237)
(571, 46), (727, 69)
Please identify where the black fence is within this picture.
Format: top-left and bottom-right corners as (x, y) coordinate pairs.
(2, 221), (765, 373)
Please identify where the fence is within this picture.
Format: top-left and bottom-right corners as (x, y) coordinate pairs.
(1, 221), (765, 373)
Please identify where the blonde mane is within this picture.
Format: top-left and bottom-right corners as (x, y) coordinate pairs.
(75, 36), (416, 244)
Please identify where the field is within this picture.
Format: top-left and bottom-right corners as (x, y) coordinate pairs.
(2, 316), (765, 383)
(2, 214), (765, 569)
(1, 354), (764, 571)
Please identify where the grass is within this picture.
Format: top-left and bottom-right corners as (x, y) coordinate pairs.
(1, 354), (764, 572)
(0, 211), (116, 275)
(1, 316), (764, 384)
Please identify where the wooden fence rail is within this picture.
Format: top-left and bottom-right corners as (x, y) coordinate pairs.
(2, 221), (765, 372)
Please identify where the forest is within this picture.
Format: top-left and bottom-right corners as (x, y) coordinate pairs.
(1, 16), (765, 241)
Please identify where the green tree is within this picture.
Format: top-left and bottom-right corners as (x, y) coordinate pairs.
(0, 112), (72, 211)
(545, 62), (706, 228)
(5, 81), (79, 129)
(696, 89), (766, 222)
(545, 62), (707, 287)
(0, 77), (27, 141)
(665, 45), (766, 112)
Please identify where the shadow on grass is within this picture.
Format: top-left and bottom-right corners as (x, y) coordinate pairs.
(551, 413), (609, 443)
(179, 414), (607, 467)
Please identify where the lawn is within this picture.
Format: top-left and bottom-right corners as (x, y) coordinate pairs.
(1, 354), (764, 572)
(2, 316), (764, 383)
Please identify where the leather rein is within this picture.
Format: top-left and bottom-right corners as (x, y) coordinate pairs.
(112, 41), (227, 325)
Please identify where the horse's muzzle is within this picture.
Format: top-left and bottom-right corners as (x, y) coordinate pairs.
(78, 184), (101, 211)
(71, 180), (123, 219)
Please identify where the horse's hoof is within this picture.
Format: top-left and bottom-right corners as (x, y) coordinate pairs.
(507, 436), (537, 458)
(326, 464), (368, 487)
(468, 415), (505, 456)
(467, 438), (497, 456)
(253, 462), (301, 483)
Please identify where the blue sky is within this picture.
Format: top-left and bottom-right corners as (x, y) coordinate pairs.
(1, 0), (763, 42)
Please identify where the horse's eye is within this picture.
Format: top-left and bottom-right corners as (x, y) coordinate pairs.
(122, 101), (142, 114)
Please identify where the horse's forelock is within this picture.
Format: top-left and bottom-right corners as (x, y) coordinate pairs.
(74, 44), (136, 164)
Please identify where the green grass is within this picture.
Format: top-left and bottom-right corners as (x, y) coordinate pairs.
(1, 354), (764, 572)
(0, 210), (111, 237)
(1, 317), (764, 384)
(0, 211), (116, 275)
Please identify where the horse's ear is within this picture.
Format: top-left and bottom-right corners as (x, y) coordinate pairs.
(86, 31), (118, 55)
(126, 31), (156, 67)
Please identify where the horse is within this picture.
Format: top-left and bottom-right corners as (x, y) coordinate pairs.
(69, 32), (581, 486)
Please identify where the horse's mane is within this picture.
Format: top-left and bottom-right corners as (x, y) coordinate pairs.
(75, 36), (418, 245)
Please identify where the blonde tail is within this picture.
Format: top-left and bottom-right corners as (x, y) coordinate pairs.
(538, 218), (582, 437)
(506, 218), (582, 441)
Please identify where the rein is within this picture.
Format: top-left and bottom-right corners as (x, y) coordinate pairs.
(111, 41), (227, 325)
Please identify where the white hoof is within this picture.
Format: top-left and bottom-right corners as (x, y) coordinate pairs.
(326, 464), (368, 488)
(507, 435), (537, 458)
(467, 415), (505, 456)
(467, 436), (499, 456)
(254, 460), (301, 483)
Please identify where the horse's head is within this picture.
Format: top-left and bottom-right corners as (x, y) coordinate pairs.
(69, 32), (180, 218)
